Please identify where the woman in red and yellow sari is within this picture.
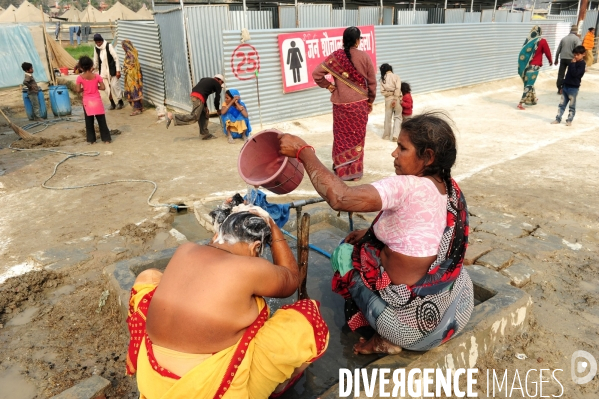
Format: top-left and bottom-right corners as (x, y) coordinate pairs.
(312, 26), (377, 181)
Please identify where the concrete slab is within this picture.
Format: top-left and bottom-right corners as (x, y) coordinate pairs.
(475, 222), (528, 239)
(464, 242), (492, 266)
(475, 249), (514, 271)
(49, 375), (110, 399)
(501, 262), (535, 288)
(30, 246), (93, 271)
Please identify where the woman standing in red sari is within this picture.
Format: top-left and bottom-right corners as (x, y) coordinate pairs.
(312, 26), (377, 181)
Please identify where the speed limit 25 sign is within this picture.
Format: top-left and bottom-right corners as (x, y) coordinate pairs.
(230, 44), (260, 81)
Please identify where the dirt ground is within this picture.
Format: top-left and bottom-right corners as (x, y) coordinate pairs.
(0, 64), (598, 398)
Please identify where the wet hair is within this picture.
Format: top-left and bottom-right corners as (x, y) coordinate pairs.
(401, 111), (457, 198)
(209, 193), (244, 227)
(573, 45), (586, 55)
(401, 82), (411, 95)
(343, 26), (361, 67)
(380, 63), (393, 84)
(21, 62), (33, 72)
(214, 211), (272, 255)
(589, 28), (595, 32)
(79, 56), (93, 72)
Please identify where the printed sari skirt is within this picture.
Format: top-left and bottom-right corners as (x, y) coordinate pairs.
(332, 100), (369, 181)
(520, 65), (540, 105)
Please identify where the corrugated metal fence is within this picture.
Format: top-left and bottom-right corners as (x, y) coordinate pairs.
(464, 12), (481, 23)
(581, 10), (598, 33)
(359, 7), (381, 25)
(153, 6), (192, 111)
(481, 9), (493, 22)
(298, 4), (332, 28)
(116, 20), (165, 107)
(279, 6), (296, 28)
(221, 22), (568, 124)
(229, 11), (273, 30)
(397, 10), (428, 25)
(494, 10), (508, 22)
(428, 8), (444, 24)
(332, 9), (358, 27)
(445, 9), (465, 24)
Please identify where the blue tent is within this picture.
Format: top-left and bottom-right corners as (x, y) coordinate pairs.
(0, 25), (48, 89)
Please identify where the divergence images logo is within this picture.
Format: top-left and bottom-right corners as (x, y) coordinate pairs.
(571, 350), (597, 385)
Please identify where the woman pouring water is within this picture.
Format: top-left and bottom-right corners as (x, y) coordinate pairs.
(278, 111), (474, 354)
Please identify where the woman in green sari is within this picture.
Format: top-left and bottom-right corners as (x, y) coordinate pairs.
(517, 26), (553, 110)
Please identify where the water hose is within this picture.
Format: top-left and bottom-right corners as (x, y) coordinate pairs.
(281, 229), (331, 258)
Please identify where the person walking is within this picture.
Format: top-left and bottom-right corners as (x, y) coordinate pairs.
(551, 46), (587, 127)
(75, 56), (112, 144)
(93, 34), (124, 110)
(379, 63), (402, 141)
(312, 26), (377, 181)
(582, 28), (595, 68)
(517, 26), (552, 110)
(555, 26), (582, 94)
(165, 75), (224, 140)
(121, 40), (144, 116)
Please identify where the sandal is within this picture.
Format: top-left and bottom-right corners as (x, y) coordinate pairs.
(130, 110), (142, 116)
(517, 104), (525, 110)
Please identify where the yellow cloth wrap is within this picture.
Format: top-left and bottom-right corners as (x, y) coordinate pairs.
(129, 282), (329, 399)
(225, 119), (247, 133)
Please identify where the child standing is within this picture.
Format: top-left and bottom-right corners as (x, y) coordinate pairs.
(22, 62), (44, 121)
(400, 82), (413, 121)
(76, 56), (112, 144)
(551, 46), (586, 127)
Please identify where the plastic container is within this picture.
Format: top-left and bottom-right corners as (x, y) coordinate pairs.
(48, 85), (72, 116)
(59, 67), (69, 76)
(22, 89), (48, 120)
(238, 129), (305, 195)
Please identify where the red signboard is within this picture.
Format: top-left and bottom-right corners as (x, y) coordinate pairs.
(231, 44), (260, 81)
(277, 26), (377, 93)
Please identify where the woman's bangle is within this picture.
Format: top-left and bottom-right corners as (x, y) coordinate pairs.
(296, 145), (315, 162)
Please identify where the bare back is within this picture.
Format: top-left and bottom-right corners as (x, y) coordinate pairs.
(146, 244), (265, 354)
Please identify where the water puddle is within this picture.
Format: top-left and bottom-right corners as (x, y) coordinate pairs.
(172, 212), (214, 243)
(48, 284), (76, 305)
(6, 306), (39, 327)
(0, 366), (36, 399)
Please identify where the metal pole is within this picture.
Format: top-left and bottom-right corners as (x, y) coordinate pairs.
(493, 0), (498, 21)
(380, 0), (384, 25)
(470, 0), (474, 12)
(179, 0), (195, 84)
(243, 0), (248, 29)
(295, 0), (298, 28)
(531, 0), (537, 17)
(511, 0), (515, 12)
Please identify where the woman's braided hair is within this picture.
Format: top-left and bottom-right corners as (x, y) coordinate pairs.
(342, 26), (361, 68)
(401, 111), (459, 202)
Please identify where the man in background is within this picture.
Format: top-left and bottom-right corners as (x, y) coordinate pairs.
(93, 33), (124, 110)
(555, 25), (582, 94)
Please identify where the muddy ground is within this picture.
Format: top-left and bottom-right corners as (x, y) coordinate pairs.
(0, 65), (598, 398)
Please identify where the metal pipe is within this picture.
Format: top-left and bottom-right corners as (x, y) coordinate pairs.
(290, 198), (325, 208)
(413, 0), (417, 21)
(282, 229), (332, 258)
(493, 0), (498, 21)
(295, 0), (299, 28)
(470, 0), (474, 13)
(243, 0), (248, 29)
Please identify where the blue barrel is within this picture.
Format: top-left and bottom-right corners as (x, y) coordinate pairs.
(49, 85), (72, 116)
(22, 89), (48, 120)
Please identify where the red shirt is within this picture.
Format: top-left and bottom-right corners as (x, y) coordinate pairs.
(530, 38), (553, 67)
(401, 92), (413, 116)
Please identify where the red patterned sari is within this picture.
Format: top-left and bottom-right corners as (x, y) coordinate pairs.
(320, 49), (369, 181)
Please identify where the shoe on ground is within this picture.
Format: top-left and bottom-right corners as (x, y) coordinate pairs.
(550, 120), (560, 124)
(565, 121), (572, 126)
(382, 135), (390, 140)
(517, 104), (526, 110)
(202, 133), (217, 140)
(116, 102), (124, 110)
(109, 103), (116, 110)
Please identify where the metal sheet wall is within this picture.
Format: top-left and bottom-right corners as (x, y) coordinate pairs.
(428, 8), (444, 24)
(332, 9), (358, 27)
(222, 22), (562, 124)
(464, 12), (481, 23)
(359, 7), (381, 25)
(154, 6), (192, 111)
(445, 9), (465, 23)
(185, 5), (229, 112)
(522, 11), (532, 22)
(481, 9), (493, 22)
(383, 6), (394, 25)
(397, 10), (428, 25)
(582, 10), (598, 33)
(494, 10), (508, 22)
(116, 21), (165, 107)
(298, 4), (332, 28)
(279, 6), (296, 28)
(229, 11), (273, 30)
(507, 12), (523, 23)
(547, 15), (576, 24)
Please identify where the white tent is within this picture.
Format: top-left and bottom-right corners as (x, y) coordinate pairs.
(0, 4), (18, 22)
(136, 4), (153, 20)
(13, 0), (50, 23)
(60, 8), (81, 22)
(103, 1), (139, 21)
(79, 4), (106, 23)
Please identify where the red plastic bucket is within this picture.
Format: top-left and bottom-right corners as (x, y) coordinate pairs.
(238, 129), (305, 195)
(59, 67), (69, 76)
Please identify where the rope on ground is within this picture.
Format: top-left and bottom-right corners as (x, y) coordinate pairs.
(8, 143), (189, 210)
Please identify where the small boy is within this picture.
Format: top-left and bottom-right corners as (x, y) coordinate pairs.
(21, 62), (43, 121)
(551, 46), (586, 126)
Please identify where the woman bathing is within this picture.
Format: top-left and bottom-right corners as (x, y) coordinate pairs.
(312, 26), (377, 181)
(220, 89), (251, 144)
(278, 111), (474, 354)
